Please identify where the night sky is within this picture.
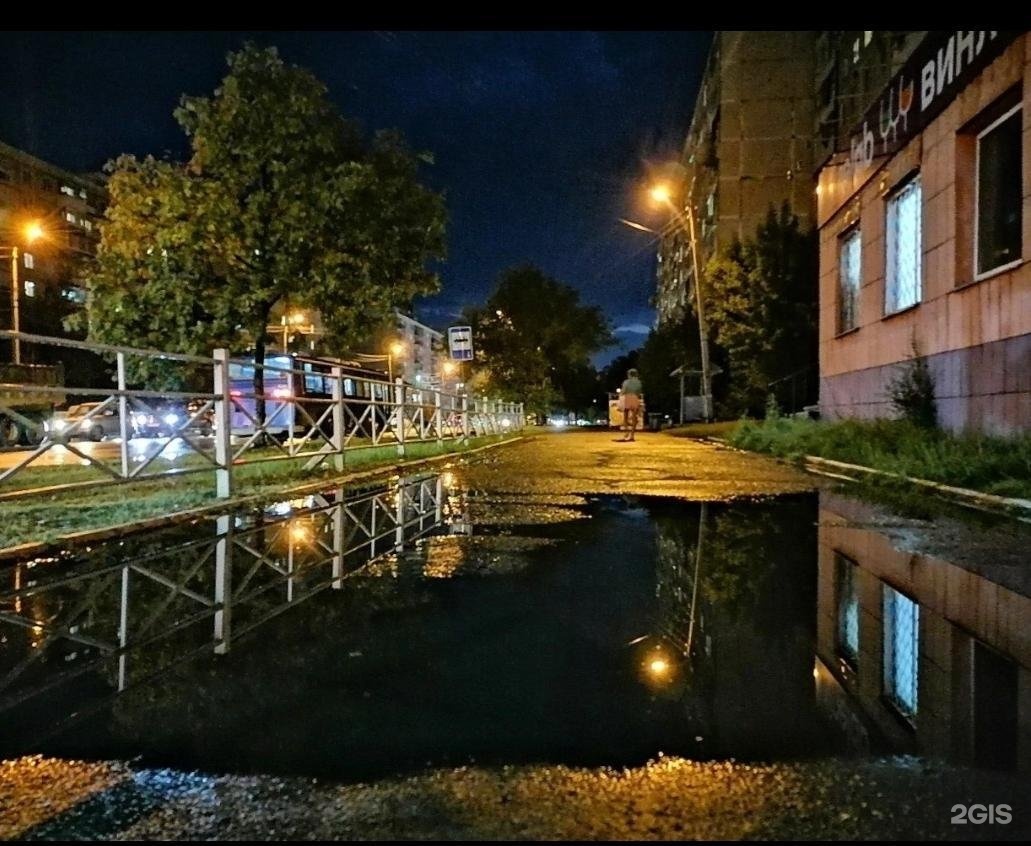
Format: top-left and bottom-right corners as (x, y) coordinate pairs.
(0, 31), (710, 364)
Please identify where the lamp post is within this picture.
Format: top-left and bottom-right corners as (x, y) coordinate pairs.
(649, 181), (713, 422)
(1, 221), (45, 365)
(388, 341), (406, 384)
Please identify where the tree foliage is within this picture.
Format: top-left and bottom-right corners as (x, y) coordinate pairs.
(84, 44), (446, 389)
(464, 265), (612, 418)
(701, 204), (817, 417)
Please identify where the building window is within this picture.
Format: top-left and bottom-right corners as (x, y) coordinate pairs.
(838, 227), (861, 332)
(23, 280), (36, 298)
(882, 585), (919, 720)
(835, 553), (859, 669)
(23, 252), (34, 270)
(83, 219), (93, 232)
(885, 177), (922, 314)
(60, 184), (75, 196)
(976, 105), (1022, 278)
(65, 211), (76, 224)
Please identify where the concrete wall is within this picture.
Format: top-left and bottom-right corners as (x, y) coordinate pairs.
(818, 36), (1031, 433)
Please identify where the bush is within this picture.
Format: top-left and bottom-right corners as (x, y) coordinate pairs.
(887, 344), (937, 429)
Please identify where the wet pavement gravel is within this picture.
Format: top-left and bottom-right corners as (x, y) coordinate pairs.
(3, 754), (1029, 840)
(3, 431), (1029, 841)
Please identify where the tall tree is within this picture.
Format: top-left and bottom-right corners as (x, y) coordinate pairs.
(464, 265), (612, 419)
(702, 204), (817, 417)
(85, 44), (446, 408)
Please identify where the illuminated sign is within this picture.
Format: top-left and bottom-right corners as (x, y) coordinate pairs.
(848, 30), (1019, 172)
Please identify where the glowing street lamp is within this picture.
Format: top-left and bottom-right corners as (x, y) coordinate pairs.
(646, 173), (713, 421)
(387, 341), (406, 383)
(2, 220), (46, 365)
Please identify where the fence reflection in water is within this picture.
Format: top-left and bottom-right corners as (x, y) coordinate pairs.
(0, 472), (453, 738)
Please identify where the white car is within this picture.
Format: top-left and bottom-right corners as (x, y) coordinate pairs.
(50, 403), (129, 442)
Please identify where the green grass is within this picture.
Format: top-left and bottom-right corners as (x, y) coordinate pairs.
(728, 416), (1031, 500)
(0, 435), (512, 552)
(663, 421), (740, 440)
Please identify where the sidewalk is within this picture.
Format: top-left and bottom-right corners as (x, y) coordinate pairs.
(462, 428), (814, 500)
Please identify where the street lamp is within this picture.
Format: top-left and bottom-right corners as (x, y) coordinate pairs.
(647, 176), (713, 421)
(1, 220), (45, 365)
(388, 341), (406, 383)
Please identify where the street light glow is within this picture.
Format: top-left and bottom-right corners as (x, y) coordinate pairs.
(648, 658), (669, 676)
(649, 183), (673, 204)
(390, 341), (405, 357)
(24, 221), (44, 243)
(442, 361), (458, 377)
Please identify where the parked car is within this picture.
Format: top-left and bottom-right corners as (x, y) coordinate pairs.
(134, 399), (215, 438)
(50, 402), (127, 443)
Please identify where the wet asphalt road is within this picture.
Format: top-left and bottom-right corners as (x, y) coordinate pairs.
(2, 430), (1029, 841)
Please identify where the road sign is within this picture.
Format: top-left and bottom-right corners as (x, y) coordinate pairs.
(448, 325), (473, 361)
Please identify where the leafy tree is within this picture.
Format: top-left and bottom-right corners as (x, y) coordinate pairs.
(464, 265), (612, 419)
(701, 204), (817, 417)
(637, 311), (702, 417)
(84, 44), (446, 414)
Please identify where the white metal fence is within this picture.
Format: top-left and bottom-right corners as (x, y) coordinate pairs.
(0, 330), (523, 501)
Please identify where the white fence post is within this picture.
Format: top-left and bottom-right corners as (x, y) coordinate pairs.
(434, 389), (443, 445)
(395, 479), (405, 551)
(213, 514), (232, 654)
(116, 352), (130, 479)
(332, 486), (345, 590)
(213, 349), (232, 498)
(394, 378), (406, 458)
(461, 394), (469, 443)
(331, 365), (344, 473)
(117, 563), (130, 691)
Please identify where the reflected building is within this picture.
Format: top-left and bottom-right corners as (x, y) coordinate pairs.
(815, 490), (1031, 771)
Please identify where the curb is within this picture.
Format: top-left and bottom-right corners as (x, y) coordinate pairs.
(0, 436), (524, 562)
(698, 435), (1031, 521)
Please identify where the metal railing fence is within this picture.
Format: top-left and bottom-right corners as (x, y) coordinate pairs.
(0, 331), (524, 501)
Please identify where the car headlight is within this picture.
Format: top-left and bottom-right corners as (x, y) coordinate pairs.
(52, 419), (67, 432)
(163, 413), (179, 426)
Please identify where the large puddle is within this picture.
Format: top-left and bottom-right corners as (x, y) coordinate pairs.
(1, 465), (1029, 780)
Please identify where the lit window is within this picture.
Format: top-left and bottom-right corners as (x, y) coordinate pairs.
(976, 105), (1022, 277)
(23, 252), (34, 269)
(864, 31), (873, 46)
(83, 219), (93, 232)
(883, 585), (919, 720)
(79, 188), (87, 200)
(65, 211), (76, 224)
(60, 185), (75, 196)
(835, 553), (859, 668)
(838, 227), (861, 332)
(23, 280), (36, 298)
(885, 177), (921, 314)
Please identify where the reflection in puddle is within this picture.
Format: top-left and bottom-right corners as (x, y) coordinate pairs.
(0, 477), (1029, 781)
(815, 490), (1031, 772)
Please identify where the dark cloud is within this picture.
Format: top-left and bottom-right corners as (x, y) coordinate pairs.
(0, 31), (710, 365)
